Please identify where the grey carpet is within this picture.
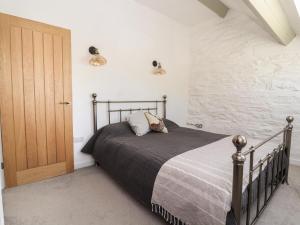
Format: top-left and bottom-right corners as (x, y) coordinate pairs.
(3, 165), (300, 225)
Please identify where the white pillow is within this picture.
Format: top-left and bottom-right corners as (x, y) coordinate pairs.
(127, 111), (150, 136)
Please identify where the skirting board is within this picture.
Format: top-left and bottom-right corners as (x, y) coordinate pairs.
(75, 159), (95, 170)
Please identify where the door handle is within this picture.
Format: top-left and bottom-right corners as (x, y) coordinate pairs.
(59, 102), (70, 105)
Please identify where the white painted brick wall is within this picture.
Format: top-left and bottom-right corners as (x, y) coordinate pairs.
(188, 11), (300, 165)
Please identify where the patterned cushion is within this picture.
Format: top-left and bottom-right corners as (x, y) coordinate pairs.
(144, 112), (168, 133)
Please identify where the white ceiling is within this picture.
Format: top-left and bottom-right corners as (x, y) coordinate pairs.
(135, 0), (300, 34)
(134, 0), (218, 26)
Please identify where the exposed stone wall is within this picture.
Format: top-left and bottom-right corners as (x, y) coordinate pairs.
(188, 11), (300, 164)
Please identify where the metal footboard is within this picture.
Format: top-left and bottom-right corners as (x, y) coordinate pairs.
(231, 116), (294, 225)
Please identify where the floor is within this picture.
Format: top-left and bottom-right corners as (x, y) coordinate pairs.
(3, 166), (300, 225)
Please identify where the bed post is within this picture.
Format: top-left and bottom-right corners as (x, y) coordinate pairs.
(232, 135), (247, 225)
(92, 93), (98, 134)
(284, 116), (294, 184)
(163, 95), (167, 119)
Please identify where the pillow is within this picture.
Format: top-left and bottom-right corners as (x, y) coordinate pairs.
(127, 111), (150, 136)
(144, 112), (168, 133)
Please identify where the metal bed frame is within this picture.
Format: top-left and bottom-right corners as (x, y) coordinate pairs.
(92, 93), (167, 133)
(91, 93), (293, 225)
(232, 116), (293, 225)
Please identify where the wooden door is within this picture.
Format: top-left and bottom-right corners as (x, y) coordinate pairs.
(0, 13), (74, 187)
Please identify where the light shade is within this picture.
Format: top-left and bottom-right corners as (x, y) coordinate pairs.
(89, 46), (107, 66)
(89, 54), (107, 66)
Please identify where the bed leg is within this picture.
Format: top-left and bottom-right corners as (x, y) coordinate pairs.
(284, 116), (294, 184)
(232, 135), (247, 225)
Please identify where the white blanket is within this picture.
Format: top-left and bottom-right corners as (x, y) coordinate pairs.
(151, 136), (276, 225)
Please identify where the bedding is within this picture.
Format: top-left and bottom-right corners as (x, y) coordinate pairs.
(127, 111), (150, 136)
(145, 112), (168, 133)
(81, 120), (286, 225)
(151, 136), (279, 225)
(82, 120), (226, 205)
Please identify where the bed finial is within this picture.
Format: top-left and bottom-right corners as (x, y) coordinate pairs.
(286, 116), (294, 129)
(92, 93), (97, 102)
(231, 135), (247, 225)
(232, 135), (247, 155)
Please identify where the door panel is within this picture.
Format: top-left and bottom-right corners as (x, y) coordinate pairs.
(0, 14), (17, 186)
(22, 28), (38, 169)
(62, 35), (74, 173)
(44, 33), (57, 165)
(0, 13), (73, 187)
(33, 31), (48, 167)
(53, 35), (66, 163)
(10, 26), (27, 171)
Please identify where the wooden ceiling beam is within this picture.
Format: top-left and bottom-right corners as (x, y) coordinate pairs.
(243, 0), (296, 45)
(197, 0), (229, 18)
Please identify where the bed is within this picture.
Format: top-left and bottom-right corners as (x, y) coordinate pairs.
(82, 93), (293, 225)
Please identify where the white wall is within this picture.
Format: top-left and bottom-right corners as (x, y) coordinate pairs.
(188, 10), (300, 165)
(0, 189), (3, 225)
(0, 0), (191, 169)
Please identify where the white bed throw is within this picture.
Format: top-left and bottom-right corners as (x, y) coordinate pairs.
(151, 136), (275, 225)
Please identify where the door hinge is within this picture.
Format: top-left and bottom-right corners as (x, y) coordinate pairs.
(1, 162), (4, 170)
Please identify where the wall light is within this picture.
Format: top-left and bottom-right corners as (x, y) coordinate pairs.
(152, 60), (166, 75)
(89, 46), (107, 66)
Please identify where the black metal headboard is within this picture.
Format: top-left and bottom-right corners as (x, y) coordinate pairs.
(91, 93), (167, 133)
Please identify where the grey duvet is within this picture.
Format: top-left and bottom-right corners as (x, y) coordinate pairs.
(81, 120), (285, 225)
